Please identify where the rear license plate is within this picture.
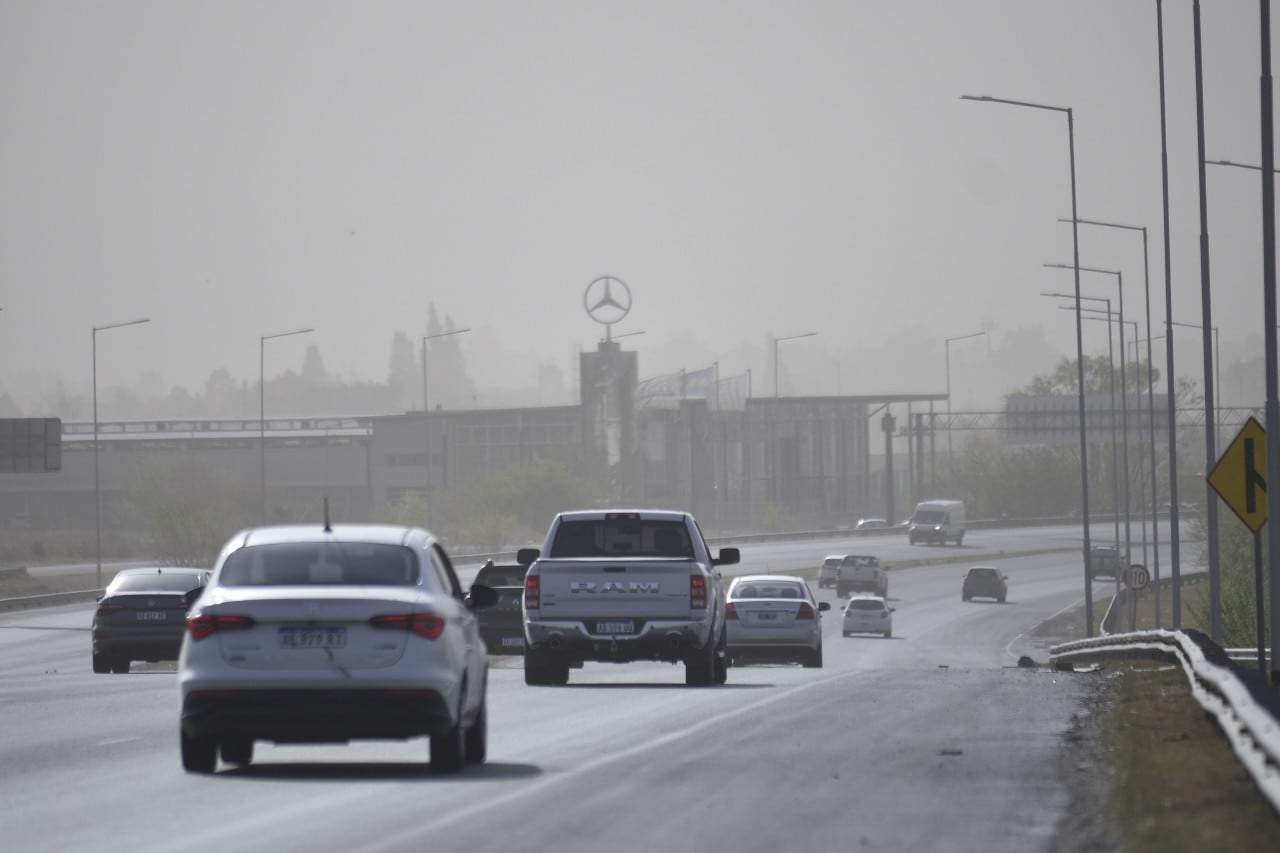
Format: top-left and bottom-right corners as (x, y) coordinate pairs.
(136, 610), (167, 621)
(756, 612), (778, 621)
(595, 620), (635, 634)
(501, 636), (524, 647)
(278, 626), (347, 648)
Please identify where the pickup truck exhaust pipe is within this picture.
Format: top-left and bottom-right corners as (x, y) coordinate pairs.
(547, 635), (564, 650)
(665, 633), (684, 650)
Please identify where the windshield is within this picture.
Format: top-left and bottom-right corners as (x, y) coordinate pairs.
(914, 510), (944, 524)
(218, 543), (421, 587)
(111, 571), (205, 593)
(550, 520), (693, 559)
(732, 581), (807, 600)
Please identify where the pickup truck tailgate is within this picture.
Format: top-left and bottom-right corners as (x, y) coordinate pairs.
(534, 560), (697, 619)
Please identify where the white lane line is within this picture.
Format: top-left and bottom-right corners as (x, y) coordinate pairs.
(361, 667), (869, 853)
(99, 737), (142, 747)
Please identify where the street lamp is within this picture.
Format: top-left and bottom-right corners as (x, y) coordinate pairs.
(963, 93), (1095, 634)
(1047, 263), (1132, 570)
(773, 332), (817, 398)
(260, 327), (313, 523)
(422, 327), (471, 519)
(1168, 320), (1220, 454)
(944, 331), (985, 484)
(93, 317), (150, 588)
(1060, 216), (1164, 627)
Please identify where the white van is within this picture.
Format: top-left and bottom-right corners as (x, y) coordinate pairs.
(908, 500), (965, 546)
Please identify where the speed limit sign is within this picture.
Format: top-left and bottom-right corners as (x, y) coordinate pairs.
(1125, 563), (1151, 591)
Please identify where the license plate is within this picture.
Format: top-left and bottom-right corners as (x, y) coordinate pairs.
(501, 636), (524, 647)
(136, 610), (167, 621)
(756, 612), (778, 621)
(279, 626), (346, 648)
(595, 620), (635, 634)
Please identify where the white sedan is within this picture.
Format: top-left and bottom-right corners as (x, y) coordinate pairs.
(178, 523), (497, 774)
(842, 594), (894, 638)
(725, 574), (829, 667)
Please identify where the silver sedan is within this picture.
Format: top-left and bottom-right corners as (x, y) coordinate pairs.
(725, 574), (829, 668)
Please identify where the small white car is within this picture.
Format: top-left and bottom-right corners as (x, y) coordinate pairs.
(725, 574), (829, 667)
(178, 523), (497, 774)
(842, 594), (894, 638)
(817, 555), (842, 589)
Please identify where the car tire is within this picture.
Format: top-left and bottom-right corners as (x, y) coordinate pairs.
(685, 638), (716, 686)
(431, 701), (466, 773)
(92, 653), (110, 674)
(524, 645), (567, 686)
(220, 737), (253, 766)
(804, 644), (823, 668)
(962, 593), (970, 602)
(998, 595), (1006, 604)
(181, 730), (217, 774)
(955, 532), (965, 546)
(713, 630), (728, 684)
(464, 694), (488, 764)
(111, 658), (130, 674)
(883, 630), (892, 639)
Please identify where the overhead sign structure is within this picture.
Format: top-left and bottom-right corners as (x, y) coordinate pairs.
(1125, 563), (1151, 592)
(1208, 416), (1267, 534)
(0, 418), (62, 473)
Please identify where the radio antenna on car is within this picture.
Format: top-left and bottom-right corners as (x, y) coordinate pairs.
(323, 496), (331, 532)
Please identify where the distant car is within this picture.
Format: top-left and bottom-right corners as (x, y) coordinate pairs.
(473, 560), (527, 654)
(725, 575), (829, 668)
(854, 518), (889, 531)
(177, 523), (497, 774)
(962, 567), (1008, 603)
(817, 555), (843, 589)
(1088, 546), (1122, 580)
(842, 594), (894, 638)
(836, 554), (888, 598)
(92, 567), (210, 674)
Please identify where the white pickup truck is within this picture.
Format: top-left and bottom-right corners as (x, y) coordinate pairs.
(516, 509), (739, 686)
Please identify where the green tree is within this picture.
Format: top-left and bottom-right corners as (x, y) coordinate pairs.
(1189, 514), (1270, 648)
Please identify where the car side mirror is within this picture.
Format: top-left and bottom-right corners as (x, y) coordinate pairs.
(713, 547), (740, 566)
(890, 607), (896, 612)
(516, 548), (540, 566)
(466, 583), (499, 610)
(818, 602), (831, 612)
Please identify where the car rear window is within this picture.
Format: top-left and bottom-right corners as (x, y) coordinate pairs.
(475, 566), (525, 587)
(849, 599), (884, 611)
(968, 569), (997, 579)
(732, 582), (806, 599)
(843, 556), (879, 567)
(111, 571), (206, 593)
(550, 519), (693, 558)
(218, 543), (421, 587)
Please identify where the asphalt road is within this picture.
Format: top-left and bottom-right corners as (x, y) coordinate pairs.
(0, 523), (1172, 853)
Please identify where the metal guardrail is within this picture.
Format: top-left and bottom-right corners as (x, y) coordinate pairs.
(1050, 630), (1280, 815)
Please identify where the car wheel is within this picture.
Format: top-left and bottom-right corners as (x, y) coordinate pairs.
(220, 737), (253, 767)
(464, 694), (488, 765)
(111, 658), (130, 674)
(181, 730), (217, 774)
(685, 638), (716, 686)
(883, 630), (892, 639)
(431, 702), (466, 773)
(92, 653), (110, 674)
(524, 645), (566, 686)
(998, 595), (1006, 604)
(804, 644), (823, 668)
(713, 630), (728, 684)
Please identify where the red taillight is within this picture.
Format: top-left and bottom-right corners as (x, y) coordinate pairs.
(725, 602), (738, 620)
(880, 610), (890, 619)
(186, 613), (255, 641)
(95, 603), (123, 616)
(795, 602), (815, 620)
(525, 575), (540, 609)
(369, 613), (445, 640)
(690, 575), (707, 609)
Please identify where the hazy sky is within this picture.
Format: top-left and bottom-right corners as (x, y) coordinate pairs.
(1, 2), (1273, 416)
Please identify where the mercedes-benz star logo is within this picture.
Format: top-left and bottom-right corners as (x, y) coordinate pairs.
(584, 275), (632, 326)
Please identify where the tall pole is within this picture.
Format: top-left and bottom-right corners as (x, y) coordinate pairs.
(963, 94), (1094, 635)
(421, 327), (471, 523)
(260, 327), (313, 523)
(773, 332), (817, 398)
(1259, 0), (1280, 685)
(945, 331), (985, 487)
(1192, 0), (1222, 643)
(1061, 218), (1162, 626)
(93, 318), (150, 589)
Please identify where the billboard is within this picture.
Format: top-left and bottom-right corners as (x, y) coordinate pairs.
(0, 418), (62, 473)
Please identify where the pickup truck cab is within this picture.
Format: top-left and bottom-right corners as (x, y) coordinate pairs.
(516, 509), (739, 686)
(835, 554), (887, 598)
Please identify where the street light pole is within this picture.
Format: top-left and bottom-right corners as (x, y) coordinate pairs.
(773, 332), (817, 398)
(963, 93), (1094, 635)
(93, 318), (150, 589)
(422, 327), (471, 522)
(945, 331), (985, 486)
(1047, 264), (1131, 573)
(260, 327), (313, 523)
